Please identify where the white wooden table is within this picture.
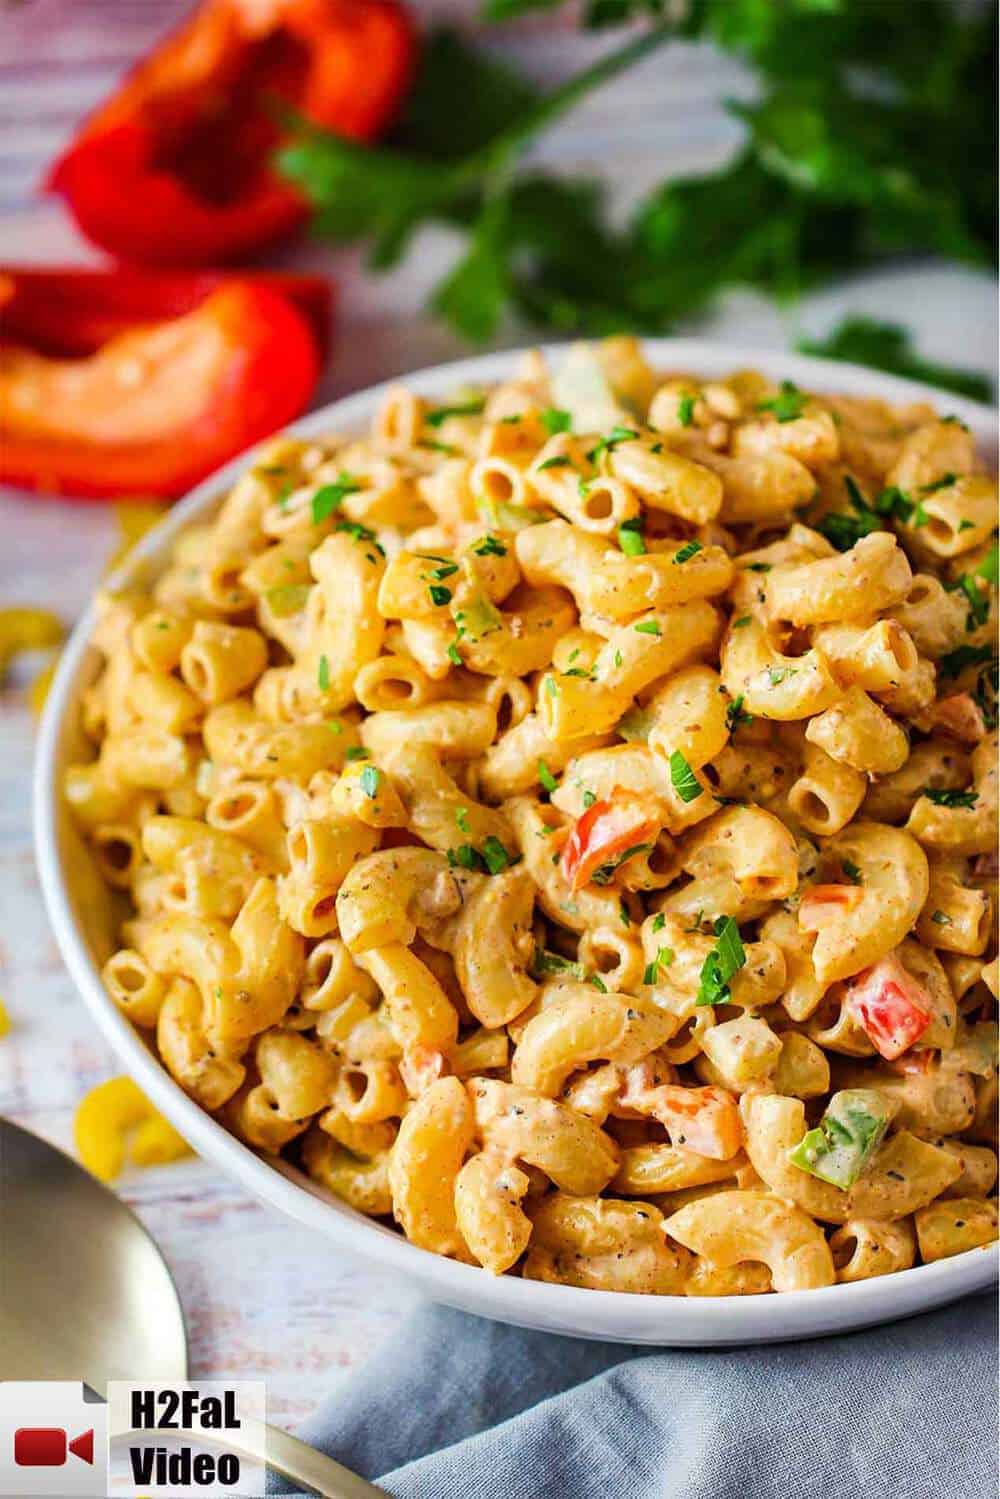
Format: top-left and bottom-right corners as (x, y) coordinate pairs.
(1, 0), (996, 1436)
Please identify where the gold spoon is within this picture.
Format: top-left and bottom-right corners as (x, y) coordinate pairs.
(0, 1116), (385, 1498)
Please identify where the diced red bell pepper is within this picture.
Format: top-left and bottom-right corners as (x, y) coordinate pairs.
(0, 281), (321, 500)
(0, 266), (332, 358)
(646, 1084), (742, 1160)
(845, 957), (933, 1061)
(47, 0), (416, 264)
(560, 790), (662, 892)
(798, 882), (864, 932)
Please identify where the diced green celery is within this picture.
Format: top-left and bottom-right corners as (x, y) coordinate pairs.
(787, 1088), (892, 1190)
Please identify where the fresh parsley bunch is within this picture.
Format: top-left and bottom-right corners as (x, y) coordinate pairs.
(280, 0), (996, 390)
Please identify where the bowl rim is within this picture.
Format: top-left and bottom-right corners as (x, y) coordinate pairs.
(34, 337), (998, 1343)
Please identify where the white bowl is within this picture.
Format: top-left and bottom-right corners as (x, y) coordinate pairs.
(34, 340), (998, 1345)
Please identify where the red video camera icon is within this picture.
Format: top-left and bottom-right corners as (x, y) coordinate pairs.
(14, 1428), (94, 1467)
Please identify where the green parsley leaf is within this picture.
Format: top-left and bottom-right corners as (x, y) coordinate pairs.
(757, 380), (806, 423)
(312, 472), (361, 524)
(643, 946), (675, 985)
(540, 407), (572, 434)
(677, 393), (695, 427)
(618, 516), (646, 556)
(530, 947), (584, 981)
(473, 534), (507, 557)
(538, 760), (557, 794)
(537, 455), (573, 471)
(977, 541), (999, 586)
(798, 320), (992, 404)
(317, 654), (331, 692)
(673, 539), (703, 564)
(842, 859), (862, 884)
(455, 806), (471, 833)
(669, 750), (703, 803)
(732, 615), (751, 628)
(939, 644), (994, 679)
(446, 639), (463, 666)
(582, 789), (597, 809)
(696, 916), (746, 1007)
(345, 745), (371, 762)
(651, 912), (665, 933)
(426, 397), (486, 426)
(923, 787), (978, 808)
(634, 619), (661, 636)
(725, 694), (752, 731)
(481, 835), (513, 874)
(428, 583), (453, 606)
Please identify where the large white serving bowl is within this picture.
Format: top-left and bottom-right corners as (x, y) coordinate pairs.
(35, 340), (998, 1345)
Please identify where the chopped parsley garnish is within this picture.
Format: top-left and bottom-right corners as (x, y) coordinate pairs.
(591, 842), (653, 886)
(317, 654), (330, 692)
(311, 472), (361, 524)
(448, 844), (482, 871)
(540, 407), (572, 435)
(588, 974), (608, 993)
(977, 540), (999, 585)
(420, 439), (459, 455)
(618, 516), (646, 556)
(455, 806), (470, 833)
(481, 836), (514, 874)
(446, 639), (463, 666)
(745, 562), (772, 573)
(643, 946), (675, 985)
(696, 916), (746, 1007)
(345, 745), (370, 761)
(651, 912), (666, 933)
(473, 534), (507, 557)
(677, 393), (696, 427)
(669, 750), (703, 803)
(537, 760), (558, 795)
(582, 789), (597, 809)
(537, 455), (573, 471)
(920, 471), (957, 495)
(923, 787), (978, 808)
(732, 615), (751, 629)
(725, 694), (752, 731)
(336, 520), (384, 554)
(587, 425), (639, 464)
(939, 643), (994, 678)
(428, 583), (453, 607)
(359, 765), (381, 799)
(950, 572), (990, 629)
(757, 380), (807, 423)
(530, 947), (584, 981)
(767, 666), (791, 685)
(426, 397), (485, 426)
(634, 619), (661, 636)
(673, 539), (703, 564)
(931, 909), (952, 926)
(842, 859), (862, 884)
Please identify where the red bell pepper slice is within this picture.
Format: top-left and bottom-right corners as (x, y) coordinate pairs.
(0, 266), (333, 359)
(47, 0), (416, 264)
(0, 281), (320, 500)
(845, 957), (933, 1061)
(560, 791), (662, 892)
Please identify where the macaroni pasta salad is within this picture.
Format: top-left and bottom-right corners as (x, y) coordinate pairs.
(68, 339), (999, 1295)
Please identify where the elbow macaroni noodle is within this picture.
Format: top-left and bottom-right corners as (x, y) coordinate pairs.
(69, 340), (997, 1295)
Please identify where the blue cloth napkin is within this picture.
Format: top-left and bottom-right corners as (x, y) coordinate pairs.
(274, 1291), (997, 1498)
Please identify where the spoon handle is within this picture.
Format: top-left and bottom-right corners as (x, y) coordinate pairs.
(259, 1421), (387, 1499)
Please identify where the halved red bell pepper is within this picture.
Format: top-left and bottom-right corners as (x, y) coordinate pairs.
(0, 280), (321, 500)
(47, 0), (416, 264)
(0, 265), (333, 358)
